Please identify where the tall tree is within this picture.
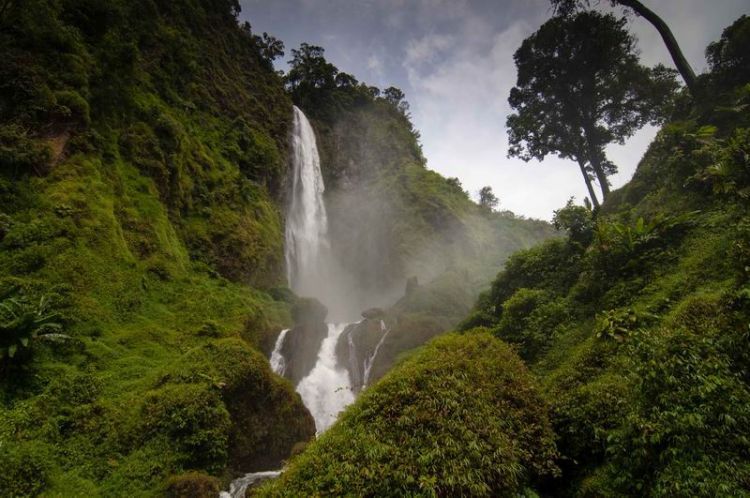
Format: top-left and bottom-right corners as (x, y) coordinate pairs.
(478, 186), (499, 212)
(551, 0), (697, 96)
(507, 11), (677, 203)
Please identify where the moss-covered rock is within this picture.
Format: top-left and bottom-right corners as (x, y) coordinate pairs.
(257, 332), (559, 497)
(165, 471), (221, 498)
(158, 338), (316, 474)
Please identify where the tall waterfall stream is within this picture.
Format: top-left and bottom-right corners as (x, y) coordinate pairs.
(222, 106), (389, 496)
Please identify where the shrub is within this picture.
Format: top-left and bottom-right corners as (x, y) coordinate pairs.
(0, 441), (53, 497)
(140, 383), (231, 473)
(0, 125), (53, 177)
(0, 295), (65, 364)
(53, 90), (91, 127)
(257, 332), (559, 497)
(495, 288), (558, 361)
(165, 471), (221, 498)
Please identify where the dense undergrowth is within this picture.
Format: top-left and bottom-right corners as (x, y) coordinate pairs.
(0, 1), (318, 495)
(457, 17), (750, 495)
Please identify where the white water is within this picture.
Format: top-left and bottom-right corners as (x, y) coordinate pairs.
(285, 106), (330, 298)
(223, 106), (357, 496)
(269, 329), (289, 376)
(219, 470), (281, 498)
(296, 323), (355, 432)
(363, 320), (390, 388)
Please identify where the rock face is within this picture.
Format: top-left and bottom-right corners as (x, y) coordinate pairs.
(335, 318), (390, 393)
(279, 298), (329, 385)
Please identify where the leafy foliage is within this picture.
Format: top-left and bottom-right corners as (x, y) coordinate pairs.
(0, 295), (65, 362)
(257, 332), (559, 497)
(466, 28), (750, 493)
(507, 11), (678, 202)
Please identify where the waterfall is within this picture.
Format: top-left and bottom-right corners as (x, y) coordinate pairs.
(282, 106), (355, 432)
(285, 106), (329, 297)
(296, 323), (355, 432)
(219, 471), (281, 498)
(269, 329), (289, 376)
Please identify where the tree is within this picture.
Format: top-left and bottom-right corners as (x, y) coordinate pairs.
(552, 198), (594, 246)
(705, 15), (750, 89)
(383, 86), (410, 114)
(507, 11), (677, 203)
(285, 43), (338, 92)
(478, 186), (499, 212)
(550, 0), (697, 96)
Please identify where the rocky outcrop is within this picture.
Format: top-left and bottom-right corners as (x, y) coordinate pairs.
(279, 298), (329, 385)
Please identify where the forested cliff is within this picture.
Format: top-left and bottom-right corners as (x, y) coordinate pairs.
(0, 1), (553, 496)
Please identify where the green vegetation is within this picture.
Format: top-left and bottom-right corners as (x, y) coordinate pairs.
(257, 332), (559, 497)
(507, 10), (678, 206)
(460, 16), (750, 494)
(0, 0), (317, 495)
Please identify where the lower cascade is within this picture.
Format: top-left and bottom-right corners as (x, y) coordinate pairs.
(294, 323), (355, 432)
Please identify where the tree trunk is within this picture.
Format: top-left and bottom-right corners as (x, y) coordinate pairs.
(617, 0), (697, 96)
(576, 158), (600, 209)
(588, 151), (610, 201)
(581, 120), (611, 201)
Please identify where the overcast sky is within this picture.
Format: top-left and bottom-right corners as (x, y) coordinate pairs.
(240, 0), (749, 220)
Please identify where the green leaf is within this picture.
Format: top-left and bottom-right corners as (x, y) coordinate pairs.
(8, 344), (17, 358)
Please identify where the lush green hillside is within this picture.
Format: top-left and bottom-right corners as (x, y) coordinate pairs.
(0, 1), (316, 495)
(286, 44), (554, 305)
(458, 19), (750, 495)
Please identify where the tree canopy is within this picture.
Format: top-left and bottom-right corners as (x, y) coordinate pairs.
(550, 0), (697, 95)
(507, 11), (677, 205)
(478, 186), (499, 212)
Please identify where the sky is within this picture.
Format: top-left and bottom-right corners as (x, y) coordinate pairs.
(239, 0), (749, 220)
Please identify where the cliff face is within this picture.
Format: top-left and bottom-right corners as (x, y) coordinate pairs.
(306, 98), (555, 311)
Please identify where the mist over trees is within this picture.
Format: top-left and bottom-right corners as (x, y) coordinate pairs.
(506, 11), (678, 206)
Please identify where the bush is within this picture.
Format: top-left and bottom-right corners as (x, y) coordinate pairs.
(257, 332), (559, 497)
(0, 295), (65, 365)
(165, 471), (221, 498)
(53, 90), (91, 127)
(0, 125), (53, 177)
(495, 288), (557, 361)
(141, 383), (231, 473)
(0, 441), (53, 497)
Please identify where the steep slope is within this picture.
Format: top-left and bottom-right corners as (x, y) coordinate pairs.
(298, 72), (554, 311)
(0, 1), (315, 496)
(459, 19), (750, 496)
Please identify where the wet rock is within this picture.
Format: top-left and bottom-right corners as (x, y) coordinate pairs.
(279, 298), (329, 385)
(361, 307), (385, 319)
